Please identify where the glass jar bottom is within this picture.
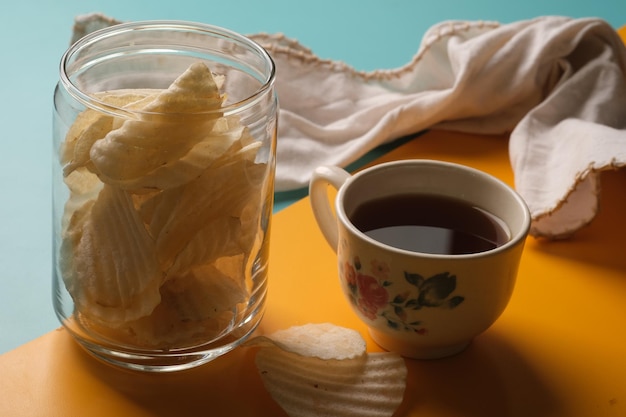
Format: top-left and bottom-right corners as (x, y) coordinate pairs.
(61, 309), (264, 372)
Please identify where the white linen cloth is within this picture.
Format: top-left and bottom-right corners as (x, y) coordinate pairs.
(73, 14), (626, 239)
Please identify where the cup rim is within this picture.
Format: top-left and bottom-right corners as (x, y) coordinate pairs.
(336, 159), (531, 259)
(60, 20), (276, 118)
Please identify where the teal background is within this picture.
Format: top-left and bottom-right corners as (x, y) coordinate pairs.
(0, 0), (624, 353)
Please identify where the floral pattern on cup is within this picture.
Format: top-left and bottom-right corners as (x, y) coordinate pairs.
(341, 255), (465, 335)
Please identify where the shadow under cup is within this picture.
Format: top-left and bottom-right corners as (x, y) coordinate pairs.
(333, 160), (531, 359)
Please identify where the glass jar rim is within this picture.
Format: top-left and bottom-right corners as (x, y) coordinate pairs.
(59, 20), (276, 118)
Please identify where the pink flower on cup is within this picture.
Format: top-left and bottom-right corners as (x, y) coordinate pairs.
(340, 249), (465, 335)
(355, 273), (389, 320)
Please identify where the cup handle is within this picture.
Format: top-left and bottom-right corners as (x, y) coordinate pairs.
(309, 166), (351, 252)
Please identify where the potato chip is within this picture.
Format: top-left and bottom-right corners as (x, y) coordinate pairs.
(140, 155), (267, 273)
(93, 118), (247, 191)
(62, 112), (113, 176)
(61, 168), (103, 231)
(248, 323), (366, 361)
(248, 323), (407, 417)
(116, 262), (249, 347)
(256, 351), (406, 417)
(61, 91), (152, 176)
(163, 262), (248, 322)
(138, 163), (252, 262)
(89, 62), (225, 190)
(162, 216), (243, 274)
(143, 62), (223, 114)
(63, 185), (163, 325)
(59, 196), (96, 284)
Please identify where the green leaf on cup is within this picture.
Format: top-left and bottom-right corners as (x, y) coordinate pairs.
(417, 272), (458, 307)
(445, 295), (465, 309)
(404, 272), (424, 287)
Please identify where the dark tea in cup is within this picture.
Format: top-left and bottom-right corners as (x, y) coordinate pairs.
(349, 194), (510, 255)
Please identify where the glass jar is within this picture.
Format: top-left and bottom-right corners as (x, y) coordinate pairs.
(52, 21), (277, 372)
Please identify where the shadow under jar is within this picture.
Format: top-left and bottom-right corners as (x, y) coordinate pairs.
(52, 21), (277, 372)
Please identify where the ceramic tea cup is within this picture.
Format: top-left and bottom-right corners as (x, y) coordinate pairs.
(309, 160), (530, 359)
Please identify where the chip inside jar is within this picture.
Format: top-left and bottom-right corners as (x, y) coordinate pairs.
(59, 62), (268, 348)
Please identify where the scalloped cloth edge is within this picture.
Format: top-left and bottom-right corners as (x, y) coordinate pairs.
(70, 13), (626, 240)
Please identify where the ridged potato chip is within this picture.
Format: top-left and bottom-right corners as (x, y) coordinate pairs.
(117, 262), (249, 347)
(163, 216), (243, 275)
(124, 123), (246, 191)
(61, 91), (152, 176)
(62, 185), (163, 325)
(248, 324), (407, 417)
(256, 350), (407, 417)
(89, 63), (225, 191)
(139, 153), (267, 274)
(248, 323), (367, 361)
(61, 168), (103, 232)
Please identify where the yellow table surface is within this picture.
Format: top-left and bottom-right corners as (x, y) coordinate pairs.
(1, 129), (625, 417)
(2, 28), (626, 417)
